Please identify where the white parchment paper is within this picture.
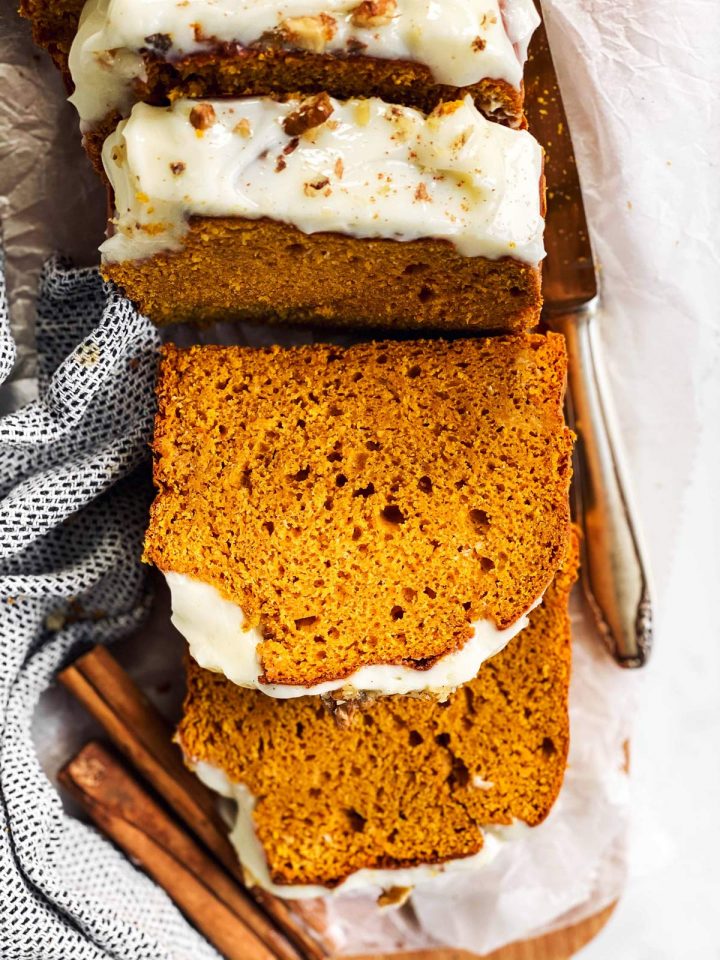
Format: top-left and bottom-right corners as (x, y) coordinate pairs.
(1, 0), (680, 953)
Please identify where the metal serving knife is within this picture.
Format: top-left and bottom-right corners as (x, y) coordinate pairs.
(524, 13), (653, 667)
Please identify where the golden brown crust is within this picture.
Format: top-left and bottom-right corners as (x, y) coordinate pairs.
(144, 337), (573, 687)
(177, 533), (579, 888)
(103, 217), (543, 332)
(19, 0), (525, 126)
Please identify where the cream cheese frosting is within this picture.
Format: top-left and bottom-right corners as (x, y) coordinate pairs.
(69, 0), (540, 126)
(101, 94), (545, 263)
(190, 760), (528, 899)
(165, 571), (543, 699)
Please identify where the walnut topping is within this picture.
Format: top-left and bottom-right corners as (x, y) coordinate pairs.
(377, 886), (413, 909)
(304, 177), (331, 196)
(275, 156), (287, 172)
(283, 93), (334, 137)
(472, 36), (486, 52)
(189, 102), (216, 131)
(191, 21), (207, 43)
(350, 0), (397, 28)
(332, 700), (359, 729)
(233, 118), (251, 137)
(143, 32), (172, 53)
(281, 13), (337, 52)
(169, 161), (186, 175)
(414, 183), (431, 202)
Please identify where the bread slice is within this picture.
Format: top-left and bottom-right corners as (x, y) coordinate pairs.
(19, 0), (537, 131)
(144, 336), (573, 696)
(176, 533), (579, 894)
(99, 94), (545, 332)
(103, 219), (543, 332)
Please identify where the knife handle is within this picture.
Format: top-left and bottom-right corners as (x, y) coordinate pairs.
(553, 304), (653, 667)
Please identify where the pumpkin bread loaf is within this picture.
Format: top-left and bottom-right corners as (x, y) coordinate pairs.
(144, 336), (573, 697)
(177, 533), (579, 893)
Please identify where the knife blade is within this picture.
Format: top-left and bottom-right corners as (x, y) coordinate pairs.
(524, 10), (653, 667)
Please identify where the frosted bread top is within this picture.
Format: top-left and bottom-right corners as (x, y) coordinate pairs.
(70, 0), (539, 125)
(101, 94), (545, 264)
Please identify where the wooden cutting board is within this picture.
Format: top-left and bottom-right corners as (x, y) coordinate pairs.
(359, 902), (615, 960)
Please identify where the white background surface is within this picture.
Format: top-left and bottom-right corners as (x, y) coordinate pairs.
(1, 0), (719, 955)
(542, 0), (720, 956)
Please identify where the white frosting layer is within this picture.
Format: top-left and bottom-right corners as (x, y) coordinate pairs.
(101, 94), (545, 263)
(191, 760), (527, 899)
(165, 571), (542, 699)
(69, 0), (539, 125)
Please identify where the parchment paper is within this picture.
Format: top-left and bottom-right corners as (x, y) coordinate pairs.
(2, 2), (641, 954)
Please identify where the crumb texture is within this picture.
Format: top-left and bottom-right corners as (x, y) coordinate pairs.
(178, 535), (578, 887)
(103, 219), (542, 332)
(145, 336), (573, 687)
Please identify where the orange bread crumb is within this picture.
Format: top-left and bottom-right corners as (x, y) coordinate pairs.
(145, 336), (573, 689)
(102, 218), (544, 333)
(177, 534), (579, 888)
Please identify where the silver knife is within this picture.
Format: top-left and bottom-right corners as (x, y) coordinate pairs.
(525, 11), (653, 667)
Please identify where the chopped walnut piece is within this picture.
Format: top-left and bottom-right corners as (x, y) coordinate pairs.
(472, 36), (486, 52)
(283, 93), (334, 137)
(304, 177), (331, 196)
(332, 699), (359, 729)
(377, 886), (413, 908)
(169, 161), (186, 176)
(350, 0), (397, 28)
(233, 118), (251, 137)
(189, 102), (216, 131)
(414, 183), (431, 202)
(282, 13), (337, 52)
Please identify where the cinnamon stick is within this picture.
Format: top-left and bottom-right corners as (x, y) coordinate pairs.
(58, 646), (326, 960)
(59, 741), (281, 960)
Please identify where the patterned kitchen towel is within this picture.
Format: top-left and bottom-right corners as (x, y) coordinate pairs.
(0, 255), (218, 959)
